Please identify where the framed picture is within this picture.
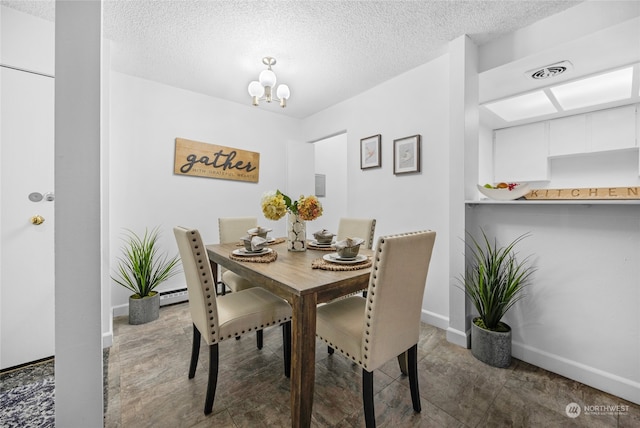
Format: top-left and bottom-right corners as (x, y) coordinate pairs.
(360, 134), (381, 169)
(393, 134), (421, 174)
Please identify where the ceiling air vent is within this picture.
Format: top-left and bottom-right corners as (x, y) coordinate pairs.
(526, 61), (573, 80)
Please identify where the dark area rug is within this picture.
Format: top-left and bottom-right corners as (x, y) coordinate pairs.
(0, 349), (109, 427)
(0, 376), (55, 428)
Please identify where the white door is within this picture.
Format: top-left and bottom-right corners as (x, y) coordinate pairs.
(0, 67), (55, 369)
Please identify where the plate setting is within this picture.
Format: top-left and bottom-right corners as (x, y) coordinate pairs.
(310, 240), (334, 247)
(323, 253), (368, 265)
(232, 248), (273, 257)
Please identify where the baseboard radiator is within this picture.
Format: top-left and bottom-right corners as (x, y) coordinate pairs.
(159, 287), (189, 306)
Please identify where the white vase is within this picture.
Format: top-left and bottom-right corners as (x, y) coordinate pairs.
(287, 212), (306, 251)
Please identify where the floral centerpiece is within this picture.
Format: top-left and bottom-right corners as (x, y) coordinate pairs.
(261, 190), (322, 251)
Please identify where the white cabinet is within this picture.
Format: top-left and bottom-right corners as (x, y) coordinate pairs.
(494, 122), (548, 182)
(590, 105), (636, 152)
(549, 115), (587, 156)
(549, 105), (637, 156)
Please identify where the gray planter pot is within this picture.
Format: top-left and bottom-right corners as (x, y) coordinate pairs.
(470, 318), (512, 368)
(129, 292), (160, 325)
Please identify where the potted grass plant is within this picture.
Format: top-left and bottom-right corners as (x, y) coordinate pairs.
(459, 229), (535, 368)
(112, 226), (181, 325)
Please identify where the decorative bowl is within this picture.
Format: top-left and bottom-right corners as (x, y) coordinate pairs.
(477, 183), (530, 201)
(313, 229), (335, 244)
(247, 227), (272, 239)
(335, 237), (364, 259)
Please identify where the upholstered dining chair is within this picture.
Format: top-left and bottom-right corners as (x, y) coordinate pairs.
(336, 217), (376, 300)
(316, 230), (436, 427)
(173, 226), (292, 415)
(337, 217), (377, 250)
(218, 216), (257, 295)
(219, 217), (268, 348)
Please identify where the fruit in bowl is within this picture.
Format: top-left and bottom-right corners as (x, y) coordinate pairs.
(477, 182), (530, 201)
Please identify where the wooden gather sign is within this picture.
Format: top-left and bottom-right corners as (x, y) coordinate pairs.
(524, 186), (640, 200)
(174, 138), (260, 183)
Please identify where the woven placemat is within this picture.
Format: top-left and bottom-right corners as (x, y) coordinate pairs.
(230, 250), (278, 263)
(312, 256), (372, 271)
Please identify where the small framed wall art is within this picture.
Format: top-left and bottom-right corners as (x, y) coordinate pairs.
(393, 134), (421, 175)
(360, 134), (381, 169)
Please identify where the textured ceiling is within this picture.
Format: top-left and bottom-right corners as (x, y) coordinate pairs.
(2, 0), (583, 118)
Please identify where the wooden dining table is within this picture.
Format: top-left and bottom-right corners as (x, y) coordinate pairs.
(206, 239), (373, 428)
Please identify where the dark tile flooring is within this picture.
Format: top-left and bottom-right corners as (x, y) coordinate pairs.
(102, 302), (640, 427)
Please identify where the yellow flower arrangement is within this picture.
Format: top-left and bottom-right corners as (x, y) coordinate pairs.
(261, 190), (288, 220)
(261, 190), (323, 221)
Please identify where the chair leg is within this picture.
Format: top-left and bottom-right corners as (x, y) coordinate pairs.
(407, 344), (421, 413)
(327, 346), (334, 355)
(282, 321), (291, 378)
(189, 324), (201, 379)
(362, 369), (375, 428)
(397, 351), (408, 376)
(217, 281), (227, 296)
(256, 329), (263, 349)
(204, 344), (219, 415)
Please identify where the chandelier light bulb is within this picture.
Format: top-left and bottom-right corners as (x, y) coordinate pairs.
(259, 69), (276, 88)
(276, 84), (290, 107)
(248, 81), (264, 97)
(276, 84), (290, 100)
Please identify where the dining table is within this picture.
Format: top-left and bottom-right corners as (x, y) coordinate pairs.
(206, 238), (373, 428)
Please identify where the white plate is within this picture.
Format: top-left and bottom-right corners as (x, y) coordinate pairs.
(310, 240), (334, 247)
(232, 248), (273, 256)
(323, 253), (368, 265)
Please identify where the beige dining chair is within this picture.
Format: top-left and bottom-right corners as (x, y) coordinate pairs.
(337, 217), (377, 250)
(174, 226), (292, 415)
(316, 230), (436, 428)
(218, 216), (257, 295)
(336, 217), (376, 300)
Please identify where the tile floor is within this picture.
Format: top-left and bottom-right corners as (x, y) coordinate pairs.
(104, 302), (639, 427)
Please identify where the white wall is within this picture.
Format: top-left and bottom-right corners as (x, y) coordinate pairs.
(466, 205), (640, 404)
(313, 133), (348, 232)
(472, 2), (640, 404)
(0, 6), (54, 75)
(54, 2), (103, 424)
(302, 55), (452, 328)
(108, 72), (302, 309)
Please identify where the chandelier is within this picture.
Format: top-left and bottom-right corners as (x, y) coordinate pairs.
(247, 57), (291, 108)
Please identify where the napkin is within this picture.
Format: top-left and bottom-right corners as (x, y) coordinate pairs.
(251, 236), (267, 251)
(334, 237), (364, 249)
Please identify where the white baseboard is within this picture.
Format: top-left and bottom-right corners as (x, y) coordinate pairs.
(421, 309), (470, 349)
(512, 341), (640, 405)
(112, 303), (128, 318)
(102, 331), (113, 348)
(446, 327), (470, 348)
(421, 309), (449, 330)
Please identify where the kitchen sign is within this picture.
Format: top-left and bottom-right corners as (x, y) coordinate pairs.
(525, 186), (640, 200)
(174, 138), (260, 183)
